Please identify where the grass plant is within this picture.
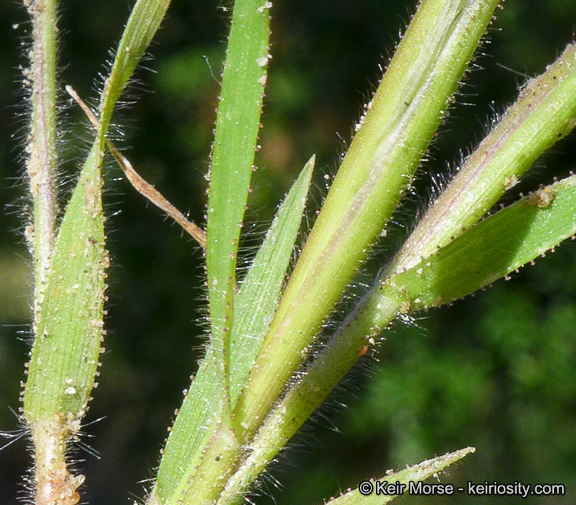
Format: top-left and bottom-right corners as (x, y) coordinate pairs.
(4, 0), (576, 503)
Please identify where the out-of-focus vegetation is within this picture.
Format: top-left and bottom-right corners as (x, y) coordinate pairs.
(1, 1), (575, 504)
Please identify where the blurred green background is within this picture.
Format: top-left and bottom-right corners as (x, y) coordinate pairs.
(1, 1), (575, 504)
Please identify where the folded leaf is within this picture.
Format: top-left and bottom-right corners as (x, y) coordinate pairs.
(385, 175), (576, 310)
(23, 145), (107, 425)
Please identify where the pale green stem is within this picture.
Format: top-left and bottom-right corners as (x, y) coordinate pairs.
(388, 41), (576, 275)
(222, 37), (576, 505)
(24, 0), (59, 325)
(234, 0), (500, 444)
(23, 1), (64, 502)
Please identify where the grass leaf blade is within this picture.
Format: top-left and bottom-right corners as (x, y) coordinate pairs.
(230, 155), (314, 407)
(205, 0), (271, 420)
(99, 0), (172, 131)
(390, 176), (576, 309)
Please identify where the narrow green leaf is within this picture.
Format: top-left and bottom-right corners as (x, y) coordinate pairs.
(205, 0), (271, 420)
(230, 155), (314, 406)
(387, 175), (576, 310)
(235, 0), (500, 444)
(152, 156), (313, 505)
(99, 0), (172, 132)
(148, 3), (273, 498)
(325, 447), (475, 505)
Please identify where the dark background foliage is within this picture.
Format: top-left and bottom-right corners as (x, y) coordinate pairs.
(1, 1), (575, 504)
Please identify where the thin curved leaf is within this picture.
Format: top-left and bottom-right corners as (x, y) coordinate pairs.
(230, 155), (314, 406)
(325, 447), (475, 505)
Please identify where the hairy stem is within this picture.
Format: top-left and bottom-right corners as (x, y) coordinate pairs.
(31, 418), (85, 505)
(24, 0), (59, 325)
